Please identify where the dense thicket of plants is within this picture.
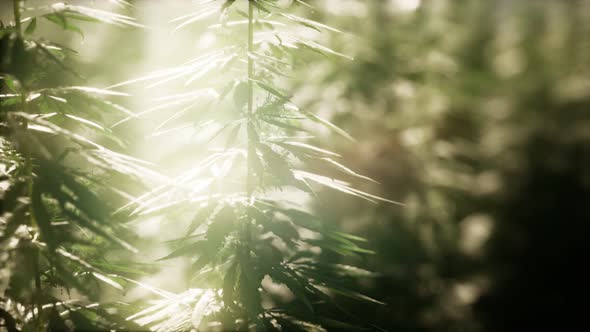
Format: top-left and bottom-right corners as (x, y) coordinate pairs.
(1, 1), (390, 331)
(115, 0), (396, 330)
(0, 0), (165, 330)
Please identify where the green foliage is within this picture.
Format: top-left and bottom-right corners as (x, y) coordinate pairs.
(1, 0), (390, 331)
(290, 1), (590, 331)
(7, 0), (587, 331)
(109, 0), (392, 330)
(1, 0), (150, 330)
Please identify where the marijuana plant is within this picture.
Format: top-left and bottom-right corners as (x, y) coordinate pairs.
(0, 1), (152, 330)
(120, 1), (396, 331)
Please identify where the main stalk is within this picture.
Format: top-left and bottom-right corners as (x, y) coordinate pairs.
(241, 1), (256, 325)
(13, 0), (43, 326)
(13, 0), (22, 36)
(246, 0), (255, 197)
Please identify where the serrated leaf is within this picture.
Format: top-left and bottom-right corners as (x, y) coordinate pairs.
(279, 13), (342, 33)
(294, 0), (315, 10)
(300, 109), (355, 142)
(55, 248), (125, 291)
(222, 260), (238, 308)
(270, 270), (315, 314)
(62, 86), (130, 96)
(25, 17), (37, 35)
(44, 13), (84, 37)
(64, 114), (107, 132)
(294, 37), (353, 60)
(49, 3), (144, 28)
(278, 141), (341, 157)
(157, 241), (207, 261)
(92, 272), (124, 290)
(293, 170), (401, 205)
(326, 286), (386, 306)
(321, 157), (378, 183)
(253, 80), (290, 102)
(251, 1), (271, 14)
(260, 117), (306, 132)
(206, 204), (235, 247)
(221, 0), (236, 12)
(257, 143), (294, 182)
(185, 202), (219, 238)
(171, 7), (218, 31)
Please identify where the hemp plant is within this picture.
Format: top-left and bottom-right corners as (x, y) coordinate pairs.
(0, 1), (154, 330)
(122, 1), (396, 331)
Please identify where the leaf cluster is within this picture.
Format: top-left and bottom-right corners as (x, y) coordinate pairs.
(117, 1), (395, 331)
(1, 1), (152, 330)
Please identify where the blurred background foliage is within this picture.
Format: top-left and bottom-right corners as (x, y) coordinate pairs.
(298, 1), (590, 331)
(2, 0), (589, 331)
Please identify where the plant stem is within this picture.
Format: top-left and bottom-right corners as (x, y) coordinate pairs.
(245, 1), (255, 244)
(32, 248), (42, 323)
(13, 0), (22, 36)
(23, 102), (42, 327)
(243, 0), (256, 324)
(246, 0), (255, 198)
(13, 0), (43, 326)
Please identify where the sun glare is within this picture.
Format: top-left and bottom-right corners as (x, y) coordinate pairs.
(392, 0), (422, 12)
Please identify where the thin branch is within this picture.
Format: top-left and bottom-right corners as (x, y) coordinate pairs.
(247, 0), (255, 198)
(13, 0), (22, 36)
(14, 0), (43, 326)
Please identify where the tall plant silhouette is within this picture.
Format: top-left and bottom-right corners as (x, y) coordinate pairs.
(0, 1), (154, 330)
(121, 1), (397, 331)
